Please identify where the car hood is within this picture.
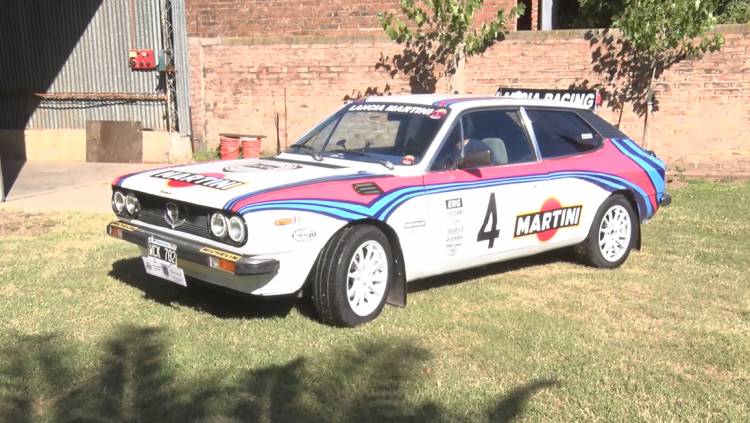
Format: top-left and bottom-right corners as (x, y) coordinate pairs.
(115, 156), (381, 210)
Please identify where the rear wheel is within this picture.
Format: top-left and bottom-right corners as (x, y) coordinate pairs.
(311, 225), (392, 327)
(576, 195), (637, 268)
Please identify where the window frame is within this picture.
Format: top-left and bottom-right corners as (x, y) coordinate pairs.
(521, 106), (606, 161)
(428, 106), (538, 172)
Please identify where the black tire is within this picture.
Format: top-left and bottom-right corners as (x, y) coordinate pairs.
(311, 225), (393, 327)
(575, 194), (638, 269)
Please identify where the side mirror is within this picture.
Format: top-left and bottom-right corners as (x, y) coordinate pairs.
(460, 148), (492, 169)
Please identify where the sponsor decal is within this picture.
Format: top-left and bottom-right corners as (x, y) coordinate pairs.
(514, 198), (582, 241)
(348, 103), (443, 117)
(445, 198), (463, 210)
(496, 87), (599, 111)
(292, 228), (317, 242)
(110, 221), (137, 232)
(199, 247), (241, 262)
(429, 108), (448, 119)
(223, 162), (301, 172)
(404, 220), (426, 229)
(151, 170), (244, 190)
(446, 226), (465, 256)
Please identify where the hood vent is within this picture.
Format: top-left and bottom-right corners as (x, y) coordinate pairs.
(352, 182), (383, 195)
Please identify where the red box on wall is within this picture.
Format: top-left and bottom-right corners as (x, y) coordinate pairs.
(128, 49), (156, 71)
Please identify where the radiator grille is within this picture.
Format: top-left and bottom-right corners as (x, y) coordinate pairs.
(136, 192), (212, 239)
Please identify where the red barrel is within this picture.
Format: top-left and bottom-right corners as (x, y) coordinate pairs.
(219, 134), (241, 160)
(241, 137), (261, 159)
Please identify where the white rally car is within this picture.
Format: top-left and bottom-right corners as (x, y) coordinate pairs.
(108, 95), (669, 326)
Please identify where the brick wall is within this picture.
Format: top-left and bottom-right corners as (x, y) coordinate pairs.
(185, 1), (750, 176)
(465, 27), (750, 176)
(186, 0), (518, 38)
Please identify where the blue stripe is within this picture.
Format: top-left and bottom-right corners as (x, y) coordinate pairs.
(613, 138), (666, 182)
(238, 170), (654, 222)
(224, 172), (383, 210)
(610, 139), (665, 203)
(619, 138), (665, 174)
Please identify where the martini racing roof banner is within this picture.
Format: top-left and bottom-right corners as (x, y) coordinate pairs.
(496, 87), (599, 111)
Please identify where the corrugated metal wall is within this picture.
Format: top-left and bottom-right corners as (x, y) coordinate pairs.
(0, 0), (168, 130)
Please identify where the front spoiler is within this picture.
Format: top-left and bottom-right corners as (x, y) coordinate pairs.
(106, 221), (279, 275)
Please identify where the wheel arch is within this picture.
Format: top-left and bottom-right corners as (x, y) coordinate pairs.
(611, 189), (642, 250)
(349, 218), (407, 307)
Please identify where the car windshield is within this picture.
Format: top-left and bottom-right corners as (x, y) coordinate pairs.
(287, 102), (449, 165)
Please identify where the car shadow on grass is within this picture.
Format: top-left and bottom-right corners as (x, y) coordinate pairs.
(109, 249), (580, 322)
(408, 249), (580, 294)
(108, 257), (299, 320)
(0, 326), (561, 422)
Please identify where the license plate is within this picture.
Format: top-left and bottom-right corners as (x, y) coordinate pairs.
(143, 237), (186, 286)
(142, 256), (187, 286)
(148, 237), (177, 264)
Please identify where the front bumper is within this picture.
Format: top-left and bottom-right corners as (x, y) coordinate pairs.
(106, 220), (279, 276)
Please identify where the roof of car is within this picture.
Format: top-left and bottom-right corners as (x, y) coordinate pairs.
(363, 94), (590, 111)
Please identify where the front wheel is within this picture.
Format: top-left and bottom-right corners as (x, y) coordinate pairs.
(311, 225), (392, 327)
(576, 194), (638, 269)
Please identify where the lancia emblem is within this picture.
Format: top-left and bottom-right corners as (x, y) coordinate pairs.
(164, 202), (185, 228)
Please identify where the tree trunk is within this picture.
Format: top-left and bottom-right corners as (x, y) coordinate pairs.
(641, 63), (658, 148)
(448, 51), (465, 94)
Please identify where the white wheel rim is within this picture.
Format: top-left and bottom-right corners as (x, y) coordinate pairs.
(598, 205), (632, 262)
(346, 240), (388, 317)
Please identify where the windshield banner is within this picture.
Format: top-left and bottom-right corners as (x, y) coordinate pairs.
(348, 103), (446, 118)
(496, 87), (599, 111)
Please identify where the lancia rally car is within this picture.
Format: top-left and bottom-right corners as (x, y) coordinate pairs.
(107, 95), (670, 326)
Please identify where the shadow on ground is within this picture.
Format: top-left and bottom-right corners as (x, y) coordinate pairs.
(109, 258), (298, 320)
(109, 249), (579, 322)
(0, 326), (560, 422)
(409, 249), (578, 294)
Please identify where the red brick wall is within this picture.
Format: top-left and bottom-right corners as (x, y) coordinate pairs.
(186, 1), (750, 176)
(465, 27), (750, 176)
(186, 0), (519, 37)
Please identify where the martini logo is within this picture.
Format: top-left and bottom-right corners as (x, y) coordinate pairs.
(514, 198), (582, 241)
(151, 170), (243, 190)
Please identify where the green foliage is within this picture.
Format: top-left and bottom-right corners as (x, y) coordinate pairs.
(377, 0), (524, 93)
(717, 0), (750, 23)
(615, 0), (724, 58)
(574, 0), (626, 28)
(192, 143), (219, 162)
(611, 0), (724, 145)
(571, 0), (748, 28)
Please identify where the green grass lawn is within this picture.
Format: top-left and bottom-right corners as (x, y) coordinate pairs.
(1, 181), (748, 422)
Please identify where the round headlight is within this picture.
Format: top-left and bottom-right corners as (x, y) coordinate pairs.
(112, 191), (126, 213)
(210, 213), (228, 238)
(125, 193), (139, 215)
(228, 216), (246, 242)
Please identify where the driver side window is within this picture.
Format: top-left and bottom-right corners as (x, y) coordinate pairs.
(432, 124), (463, 171)
(430, 109), (535, 171)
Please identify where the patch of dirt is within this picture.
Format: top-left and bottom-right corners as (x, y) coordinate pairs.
(0, 211), (56, 237)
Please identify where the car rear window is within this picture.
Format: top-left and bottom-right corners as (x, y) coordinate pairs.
(577, 110), (629, 139)
(525, 109), (602, 159)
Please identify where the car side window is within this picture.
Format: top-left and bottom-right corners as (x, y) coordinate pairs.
(432, 124), (463, 171)
(461, 109), (535, 166)
(525, 109), (603, 159)
(431, 109), (535, 171)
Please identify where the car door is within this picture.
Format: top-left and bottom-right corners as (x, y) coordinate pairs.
(421, 108), (543, 275)
(520, 108), (610, 251)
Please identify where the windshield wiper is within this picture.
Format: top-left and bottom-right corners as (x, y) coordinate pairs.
(288, 144), (324, 161)
(327, 149), (394, 170)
